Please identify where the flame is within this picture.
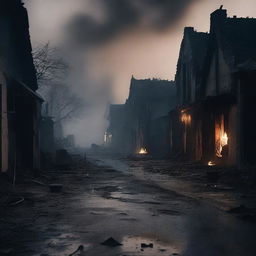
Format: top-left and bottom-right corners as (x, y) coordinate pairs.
(138, 148), (148, 154)
(181, 112), (191, 125)
(216, 132), (228, 158)
(221, 132), (228, 147)
(208, 161), (216, 166)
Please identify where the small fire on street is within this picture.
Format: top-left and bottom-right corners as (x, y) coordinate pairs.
(138, 148), (148, 155)
(208, 160), (216, 166)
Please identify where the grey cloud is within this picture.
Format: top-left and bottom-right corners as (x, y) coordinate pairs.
(67, 0), (199, 47)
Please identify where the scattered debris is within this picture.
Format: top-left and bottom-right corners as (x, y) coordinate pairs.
(49, 184), (63, 193)
(101, 237), (122, 247)
(68, 245), (84, 256)
(117, 212), (128, 216)
(90, 211), (103, 215)
(141, 243), (153, 248)
(207, 184), (234, 191)
(30, 179), (47, 186)
(157, 209), (180, 215)
(94, 185), (119, 192)
(227, 205), (248, 214)
(8, 197), (25, 207)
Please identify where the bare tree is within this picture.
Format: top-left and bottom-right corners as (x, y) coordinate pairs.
(47, 83), (84, 123)
(33, 43), (84, 124)
(33, 42), (69, 84)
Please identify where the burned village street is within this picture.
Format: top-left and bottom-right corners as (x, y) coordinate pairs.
(2, 1), (256, 256)
(1, 154), (256, 256)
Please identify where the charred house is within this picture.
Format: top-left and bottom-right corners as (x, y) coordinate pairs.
(0, 1), (43, 174)
(107, 7), (256, 168)
(171, 8), (256, 167)
(107, 77), (176, 156)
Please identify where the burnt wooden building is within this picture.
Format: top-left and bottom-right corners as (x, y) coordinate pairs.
(106, 104), (126, 152)
(123, 77), (176, 155)
(149, 115), (171, 156)
(0, 0), (43, 173)
(106, 77), (176, 155)
(170, 27), (209, 160)
(171, 7), (256, 167)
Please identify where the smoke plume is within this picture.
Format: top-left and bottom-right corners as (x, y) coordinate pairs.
(67, 0), (199, 48)
(24, 0), (199, 147)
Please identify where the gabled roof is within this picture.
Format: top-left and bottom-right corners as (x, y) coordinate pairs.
(199, 8), (256, 97)
(6, 74), (44, 102)
(209, 8), (256, 71)
(221, 17), (256, 70)
(189, 31), (209, 69)
(128, 77), (176, 103)
(176, 27), (209, 78)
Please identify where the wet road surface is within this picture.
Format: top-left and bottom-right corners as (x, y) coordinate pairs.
(1, 155), (256, 256)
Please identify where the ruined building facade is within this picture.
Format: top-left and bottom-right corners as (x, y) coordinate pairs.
(170, 27), (209, 161)
(107, 8), (256, 168)
(171, 8), (256, 167)
(0, 1), (43, 173)
(106, 104), (126, 152)
(107, 77), (176, 155)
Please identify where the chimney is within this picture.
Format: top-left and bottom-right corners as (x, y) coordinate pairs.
(184, 27), (194, 36)
(210, 7), (227, 33)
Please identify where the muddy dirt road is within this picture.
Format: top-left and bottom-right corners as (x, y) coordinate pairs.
(0, 155), (256, 256)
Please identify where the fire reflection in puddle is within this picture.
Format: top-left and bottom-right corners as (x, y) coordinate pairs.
(121, 236), (180, 255)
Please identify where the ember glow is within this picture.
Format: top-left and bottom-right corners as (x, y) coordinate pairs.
(216, 132), (228, 158)
(221, 132), (228, 147)
(215, 114), (228, 158)
(138, 148), (148, 155)
(208, 161), (216, 166)
(181, 112), (191, 125)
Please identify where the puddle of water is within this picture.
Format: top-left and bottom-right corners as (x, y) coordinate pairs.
(121, 236), (180, 256)
(111, 191), (135, 200)
(43, 233), (91, 256)
(95, 158), (195, 194)
(94, 157), (237, 210)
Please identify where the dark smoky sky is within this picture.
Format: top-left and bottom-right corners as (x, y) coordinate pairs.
(66, 0), (200, 47)
(24, 0), (256, 147)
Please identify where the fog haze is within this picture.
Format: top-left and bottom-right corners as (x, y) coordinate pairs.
(23, 0), (256, 147)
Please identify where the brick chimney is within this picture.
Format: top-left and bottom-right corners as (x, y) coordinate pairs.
(184, 27), (194, 36)
(210, 7), (227, 33)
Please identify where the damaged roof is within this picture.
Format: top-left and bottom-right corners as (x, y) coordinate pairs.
(219, 15), (256, 70)
(189, 31), (209, 69)
(176, 27), (209, 77)
(128, 77), (176, 102)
